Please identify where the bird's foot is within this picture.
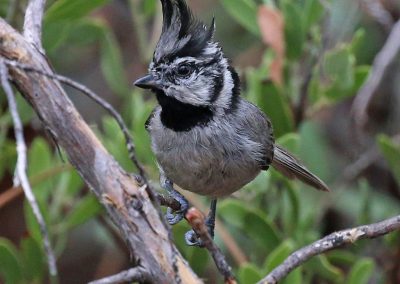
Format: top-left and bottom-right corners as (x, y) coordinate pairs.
(160, 177), (189, 225)
(184, 216), (215, 247)
(184, 229), (204, 247)
(165, 199), (188, 225)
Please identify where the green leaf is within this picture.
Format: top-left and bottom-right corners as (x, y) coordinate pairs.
(353, 66), (370, 93)
(143, 0), (158, 17)
(264, 240), (294, 273)
(303, 0), (324, 30)
(220, 0), (259, 36)
(327, 250), (357, 266)
(219, 199), (281, 251)
(238, 263), (263, 284)
(276, 133), (300, 154)
(282, 267), (302, 284)
(281, 183), (300, 234)
(16, 95), (34, 125)
(64, 19), (105, 46)
(307, 255), (344, 283)
(377, 135), (400, 187)
(21, 237), (45, 282)
(28, 138), (53, 201)
(24, 200), (49, 245)
(43, 21), (72, 52)
(187, 247), (209, 275)
(323, 45), (355, 94)
(45, 0), (110, 22)
(282, 1), (305, 59)
(347, 258), (375, 284)
(299, 122), (330, 181)
(100, 25), (130, 96)
(64, 195), (103, 230)
(0, 238), (23, 284)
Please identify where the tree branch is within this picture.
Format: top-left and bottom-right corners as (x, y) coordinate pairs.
(0, 59), (57, 277)
(23, 0), (46, 53)
(186, 208), (236, 284)
(88, 266), (150, 284)
(258, 215), (400, 284)
(3, 58), (148, 180)
(352, 19), (400, 127)
(0, 18), (201, 283)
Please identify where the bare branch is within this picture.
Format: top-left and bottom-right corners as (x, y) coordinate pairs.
(0, 59), (57, 277)
(88, 266), (150, 284)
(361, 0), (394, 31)
(258, 215), (400, 284)
(352, 19), (400, 127)
(3, 59), (148, 180)
(186, 208), (237, 284)
(23, 0), (46, 53)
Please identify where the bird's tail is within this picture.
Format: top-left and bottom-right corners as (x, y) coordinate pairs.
(272, 145), (330, 192)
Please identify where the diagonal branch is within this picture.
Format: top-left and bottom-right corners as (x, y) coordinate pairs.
(0, 59), (57, 277)
(23, 0), (46, 53)
(352, 19), (400, 127)
(258, 215), (400, 284)
(186, 208), (237, 284)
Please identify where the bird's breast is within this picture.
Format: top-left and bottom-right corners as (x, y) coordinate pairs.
(149, 116), (264, 197)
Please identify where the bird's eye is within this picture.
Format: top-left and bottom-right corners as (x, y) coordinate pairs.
(177, 64), (192, 77)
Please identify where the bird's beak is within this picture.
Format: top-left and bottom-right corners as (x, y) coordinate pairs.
(134, 74), (160, 90)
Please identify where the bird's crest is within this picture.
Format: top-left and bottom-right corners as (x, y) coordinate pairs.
(154, 0), (215, 63)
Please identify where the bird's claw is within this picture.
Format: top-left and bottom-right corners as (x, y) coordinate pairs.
(184, 229), (204, 247)
(165, 205), (188, 225)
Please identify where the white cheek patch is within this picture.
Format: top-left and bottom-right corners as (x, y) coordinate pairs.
(214, 57), (234, 110)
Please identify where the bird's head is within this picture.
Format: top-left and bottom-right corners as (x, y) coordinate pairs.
(134, 0), (240, 112)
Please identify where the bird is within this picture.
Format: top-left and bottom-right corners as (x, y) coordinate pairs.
(134, 0), (329, 246)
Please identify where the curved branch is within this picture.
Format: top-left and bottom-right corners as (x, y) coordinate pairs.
(258, 215), (400, 284)
(352, 19), (400, 127)
(0, 18), (201, 284)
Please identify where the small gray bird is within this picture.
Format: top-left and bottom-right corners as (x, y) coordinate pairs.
(134, 0), (329, 246)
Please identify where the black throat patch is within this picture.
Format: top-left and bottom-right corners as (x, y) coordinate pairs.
(154, 90), (214, 132)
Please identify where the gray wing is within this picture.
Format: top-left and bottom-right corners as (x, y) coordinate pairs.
(235, 99), (275, 170)
(272, 145), (330, 191)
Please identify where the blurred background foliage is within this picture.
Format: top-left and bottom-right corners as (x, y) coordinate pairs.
(1, 0), (400, 283)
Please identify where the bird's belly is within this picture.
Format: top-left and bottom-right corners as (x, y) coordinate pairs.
(154, 133), (262, 197)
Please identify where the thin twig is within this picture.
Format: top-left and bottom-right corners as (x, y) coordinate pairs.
(352, 19), (400, 128)
(258, 215), (400, 284)
(185, 192), (249, 266)
(186, 208), (237, 284)
(361, 0), (394, 31)
(23, 0), (46, 53)
(0, 59), (58, 277)
(3, 59), (148, 180)
(88, 266), (150, 284)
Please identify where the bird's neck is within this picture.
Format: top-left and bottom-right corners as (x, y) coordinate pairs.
(155, 90), (214, 132)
